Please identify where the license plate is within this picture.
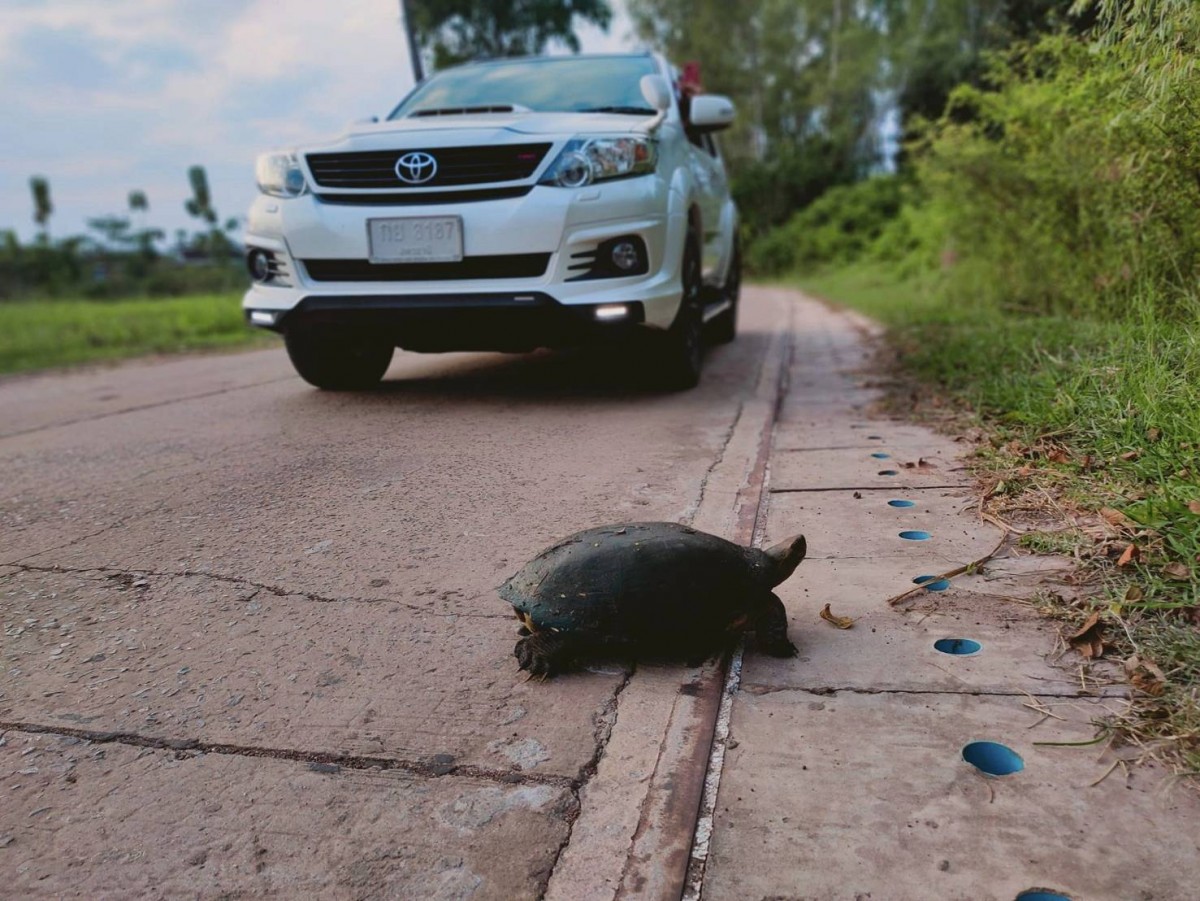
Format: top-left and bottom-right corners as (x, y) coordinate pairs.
(368, 216), (463, 263)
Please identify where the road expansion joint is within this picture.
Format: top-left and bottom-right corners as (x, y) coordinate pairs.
(0, 375), (295, 442)
(0, 719), (576, 789)
(5, 562), (510, 619)
(769, 483), (969, 494)
(738, 683), (1127, 701)
(2, 501), (168, 568)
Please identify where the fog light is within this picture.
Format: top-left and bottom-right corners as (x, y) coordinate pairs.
(595, 304), (629, 321)
(249, 310), (277, 326)
(247, 249), (272, 282)
(611, 241), (640, 271)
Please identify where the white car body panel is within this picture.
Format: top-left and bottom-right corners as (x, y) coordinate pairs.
(243, 53), (737, 343)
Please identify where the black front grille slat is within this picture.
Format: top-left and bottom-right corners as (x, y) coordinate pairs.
(302, 254), (551, 282)
(315, 186), (534, 205)
(307, 143), (552, 189)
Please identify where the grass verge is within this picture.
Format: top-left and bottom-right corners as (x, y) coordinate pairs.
(0, 293), (272, 376)
(803, 265), (1200, 778)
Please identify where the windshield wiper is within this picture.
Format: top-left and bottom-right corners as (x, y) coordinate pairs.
(577, 106), (656, 116)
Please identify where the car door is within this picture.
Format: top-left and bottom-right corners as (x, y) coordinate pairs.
(686, 131), (727, 279)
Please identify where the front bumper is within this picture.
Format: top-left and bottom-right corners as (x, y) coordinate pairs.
(242, 176), (688, 347)
(246, 292), (646, 352)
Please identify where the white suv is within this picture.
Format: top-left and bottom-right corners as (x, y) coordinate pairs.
(242, 53), (741, 390)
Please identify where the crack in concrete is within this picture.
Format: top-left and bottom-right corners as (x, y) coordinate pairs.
(739, 683), (1128, 700)
(680, 402), (745, 529)
(0, 719), (576, 789)
(539, 665), (635, 896)
(4, 562), (510, 620)
(0, 374), (294, 441)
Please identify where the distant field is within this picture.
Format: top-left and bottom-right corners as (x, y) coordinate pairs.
(0, 293), (273, 375)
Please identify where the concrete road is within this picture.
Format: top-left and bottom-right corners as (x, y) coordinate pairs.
(4, 287), (1199, 901)
(0, 287), (790, 898)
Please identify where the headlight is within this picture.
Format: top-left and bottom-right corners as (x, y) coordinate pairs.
(255, 152), (309, 198)
(539, 137), (658, 188)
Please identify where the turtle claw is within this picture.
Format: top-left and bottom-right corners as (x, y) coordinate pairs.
(514, 635), (551, 677)
(764, 639), (799, 658)
(514, 632), (582, 679)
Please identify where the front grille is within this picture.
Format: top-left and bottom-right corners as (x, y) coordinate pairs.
(301, 254), (551, 282)
(306, 143), (552, 189)
(315, 186), (533, 206)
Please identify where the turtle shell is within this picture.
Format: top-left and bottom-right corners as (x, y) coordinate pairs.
(499, 522), (770, 642)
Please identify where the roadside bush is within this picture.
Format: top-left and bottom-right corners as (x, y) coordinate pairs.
(732, 137), (860, 241)
(908, 23), (1200, 321)
(745, 175), (905, 275)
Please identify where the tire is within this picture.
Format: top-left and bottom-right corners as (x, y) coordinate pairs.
(284, 326), (394, 391)
(655, 234), (705, 391)
(709, 235), (741, 345)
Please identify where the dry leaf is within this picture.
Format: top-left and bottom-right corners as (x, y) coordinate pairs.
(1100, 507), (1132, 528)
(1068, 611), (1106, 659)
(1147, 427), (1162, 442)
(1124, 655), (1167, 696)
(1163, 562), (1191, 581)
(1017, 465), (1033, 477)
(1120, 450), (1140, 462)
(1187, 500), (1200, 516)
(1048, 448), (1070, 464)
(1117, 544), (1139, 567)
(1124, 584), (1144, 603)
(819, 603), (855, 630)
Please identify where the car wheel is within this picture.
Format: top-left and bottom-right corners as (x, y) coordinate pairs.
(655, 234), (704, 390)
(284, 326), (394, 390)
(709, 235), (741, 345)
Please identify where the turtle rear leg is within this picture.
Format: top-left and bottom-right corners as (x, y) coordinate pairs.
(514, 631), (588, 678)
(754, 592), (797, 658)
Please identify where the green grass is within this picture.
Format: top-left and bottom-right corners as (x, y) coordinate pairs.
(804, 264), (1200, 775)
(0, 293), (272, 375)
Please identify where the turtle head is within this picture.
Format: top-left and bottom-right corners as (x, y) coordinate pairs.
(763, 534), (806, 586)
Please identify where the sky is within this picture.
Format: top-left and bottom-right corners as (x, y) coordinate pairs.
(0, 0), (637, 244)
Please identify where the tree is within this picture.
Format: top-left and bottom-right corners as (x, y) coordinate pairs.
(125, 189), (162, 258)
(184, 166), (218, 226)
(128, 189), (148, 214)
(30, 176), (53, 240)
(411, 0), (612, 69)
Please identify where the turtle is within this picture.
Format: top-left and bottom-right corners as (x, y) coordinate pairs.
(500, 521), (807, 677)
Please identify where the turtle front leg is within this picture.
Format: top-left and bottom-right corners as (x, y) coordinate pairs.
(514, 631), (586, 678)
(754, 592), (797, 658)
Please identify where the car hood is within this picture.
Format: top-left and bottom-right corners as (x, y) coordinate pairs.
(299, 112), (654, 154)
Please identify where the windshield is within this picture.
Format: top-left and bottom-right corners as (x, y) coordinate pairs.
(390, 56), (661, 118)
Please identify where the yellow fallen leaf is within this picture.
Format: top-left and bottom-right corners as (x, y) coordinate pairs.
(820, 603), (855, 629)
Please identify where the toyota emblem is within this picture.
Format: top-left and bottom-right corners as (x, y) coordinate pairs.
(395, 151), (438, 185)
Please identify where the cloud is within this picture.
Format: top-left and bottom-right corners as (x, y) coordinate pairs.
(0, 0), (636, 241)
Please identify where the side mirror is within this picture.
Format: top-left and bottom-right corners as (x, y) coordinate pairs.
(688, 95), (735, 132)
(640, 75), (672, 112)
